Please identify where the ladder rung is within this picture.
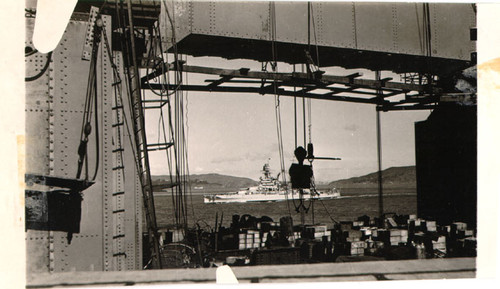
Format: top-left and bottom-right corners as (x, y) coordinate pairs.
(112, 80), (122, 86)
(112, 166), (125, 171)
(112, 105), (124, 110)
(112, 148), (124, 153)
(147, 143), (174, 149)
(142, 99), (169, 103)
(113, 252), (127, 257)
(113, 191), (125, 196)
(147, 147), (171, 152)
(113, 234), (125, 239)
(113, 209), (125, 214)
(112, 122), (124, 127)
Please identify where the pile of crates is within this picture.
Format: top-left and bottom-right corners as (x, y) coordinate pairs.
(220, 213), (476, 263)
(448, 222), (476, 257)
(332, 214), (476, 259)
(346, 240), (367, 256)
(234, 218), (296, 250)
(302, 225), (331, 241)
(375, 229), (409, 246)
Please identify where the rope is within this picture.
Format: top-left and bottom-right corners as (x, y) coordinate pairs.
(76, 16), (104, 182)
(302, 65), (306, 148)
(307, 98), (312, 144)
(293, 64), (298, 149)
(375, 71), (384, 220)
(415, 4), (424, 55)
(423, 3), (433, 86)
(268, 2), (294, 225)
(152, 13), (178, 225)
(310, 178), (339, 224)
(305, 2), (320, 74)
(318, 198), (339, 224)
(310, 3), (320, 68)
(307, 2), (311, 52)
(92, 40), (100, 181)
(160, 0), (191, 231)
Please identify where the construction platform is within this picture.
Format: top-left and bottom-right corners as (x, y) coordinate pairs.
(26, 257), (475, 287)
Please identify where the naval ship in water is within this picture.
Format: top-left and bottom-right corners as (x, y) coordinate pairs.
(204, 163), (341, 204)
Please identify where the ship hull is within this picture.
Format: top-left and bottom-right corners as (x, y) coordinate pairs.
(204, 191), (341, 204)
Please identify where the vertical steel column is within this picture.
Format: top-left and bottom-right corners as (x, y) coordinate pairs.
(126, 0), (162, 269)
(375, 71), (384, 221)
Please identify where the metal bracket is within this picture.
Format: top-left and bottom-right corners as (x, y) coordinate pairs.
(82, 6), (100, 61)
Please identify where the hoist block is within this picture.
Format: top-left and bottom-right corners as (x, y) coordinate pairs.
(289, 163), (313, 189)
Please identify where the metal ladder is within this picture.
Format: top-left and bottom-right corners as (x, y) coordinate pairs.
(119, 0), (170, 269)
(111, 54), (127, 270)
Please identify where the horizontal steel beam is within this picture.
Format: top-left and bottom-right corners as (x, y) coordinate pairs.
(25, 174), (94, 191)
(311, 157), (342, 161)
(377, 104), (438, 111)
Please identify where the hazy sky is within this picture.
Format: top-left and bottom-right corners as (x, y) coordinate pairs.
(145, 55), (430, 182)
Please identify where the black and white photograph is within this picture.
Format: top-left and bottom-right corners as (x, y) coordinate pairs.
(2, 0), (500, 287)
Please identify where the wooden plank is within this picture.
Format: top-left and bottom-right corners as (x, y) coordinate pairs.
(141, 63), (435, 94)
(207, 75), (234, 88)
(145, 83), (379, 104)
(26, 257), (476, 286)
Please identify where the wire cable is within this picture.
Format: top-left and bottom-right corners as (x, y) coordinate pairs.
(25, 52), (52, 82)
(268, 1), (294, 224)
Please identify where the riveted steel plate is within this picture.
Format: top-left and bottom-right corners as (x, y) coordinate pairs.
(26, 13), (142, 273)
(430, 4), (475, 60)
(49, 19), (109, 272)
(190, 0), (212, 35)
(213, 1), (270, 41)
(182, 1), (474, 63)
(25, 18), (51, 175)
(25, 17), (52, 273)
(275, 2), (308, 45)
(25, 230), (51, 273)
(393, 3), (426, 56)
(354, 3), (396, 54)
(314, 2), (356, 49)
(160, 0), (191, 49)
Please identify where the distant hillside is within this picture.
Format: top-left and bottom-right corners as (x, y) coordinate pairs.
(152, 174), (258, 191)
(328, 166), (416, 189)
(152, 166), (415, 191)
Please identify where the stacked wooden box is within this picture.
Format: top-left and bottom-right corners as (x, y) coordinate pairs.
(238, 230), (265, 249)
(349, 241), (367, 256)
(375, 229), (408, 246)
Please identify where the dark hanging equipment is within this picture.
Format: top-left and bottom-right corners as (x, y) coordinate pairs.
(306, 142), (314, 160)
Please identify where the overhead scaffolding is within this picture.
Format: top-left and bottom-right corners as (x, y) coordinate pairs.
(141, 61), (475, 111)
